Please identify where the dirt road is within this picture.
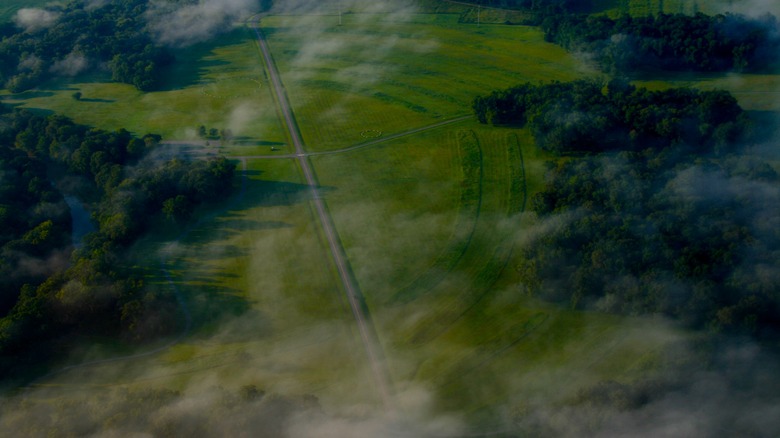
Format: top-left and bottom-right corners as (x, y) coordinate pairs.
(251, 17), (395, 410)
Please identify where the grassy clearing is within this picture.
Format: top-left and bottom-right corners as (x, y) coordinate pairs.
(312, 123), (467, 303)
(457, 6), (537, 24)
(407, 298), (682, 421)
(261, 13), (590, 150)
(1, 28), (288, 155)
(159, 159), (371, 402)
(307, 118), (528, 318)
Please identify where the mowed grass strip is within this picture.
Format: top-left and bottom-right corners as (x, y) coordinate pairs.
(262, 13), (588, 151)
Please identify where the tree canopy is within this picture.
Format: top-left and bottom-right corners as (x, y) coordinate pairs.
(541, 12), (780, 74)
(0, 109), (237, 380)
(0, 0), (172, 92)
(476, 80), (779, 337)
(473, 78), (749, 154)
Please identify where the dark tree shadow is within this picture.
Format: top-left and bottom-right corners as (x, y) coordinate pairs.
(6, 90), (55, 100)
(155, 28), (255, 92)
(746, 110), (780, 144)
(79, 98), (115, 103)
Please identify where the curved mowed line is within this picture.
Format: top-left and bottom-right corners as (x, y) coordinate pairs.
(396, 130), (527, 347)
(389, 129), (483, 304)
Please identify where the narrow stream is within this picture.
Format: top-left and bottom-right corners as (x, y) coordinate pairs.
(64, 196), (95, 248)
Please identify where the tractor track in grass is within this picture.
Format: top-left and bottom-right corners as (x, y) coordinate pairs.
(391, 129), (483, 305)
(161, 115), (473, 160)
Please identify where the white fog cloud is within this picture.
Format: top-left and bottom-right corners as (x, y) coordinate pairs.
(50, 52), (90, 76)
(14, 8), (61, 33)
(147, 0), (261, 47)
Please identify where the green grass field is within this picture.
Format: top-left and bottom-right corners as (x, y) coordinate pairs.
(5, 0), (780, 432)
(261, 13), (591, 150)
(310, 116), (682, 420)
(1, 29), (289, 155)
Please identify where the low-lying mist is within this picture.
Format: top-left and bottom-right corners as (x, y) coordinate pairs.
(146, 0), (262, 47)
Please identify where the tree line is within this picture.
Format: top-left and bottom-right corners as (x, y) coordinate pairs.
(541, 12), (780, 74)
(473, 78), (749, 154)
(474, 80), (780, 337)
(0, 0), (172, 92)
(0, 107), (236, 380)
(477, 0), (586, 12)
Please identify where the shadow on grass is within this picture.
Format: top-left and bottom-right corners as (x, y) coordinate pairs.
(234, 176), (336, 208)
(231, 136), (285, 147)
(145, 260), (252, 337)
(79, 98), (115, 103)
(746, 110), (780, 143)
(156, 28), (254, 92)
(6, 90), (55, 100)
(0, 165), (321, 388)
(218, 218), (293, 231)
(145, 170), (335, 337)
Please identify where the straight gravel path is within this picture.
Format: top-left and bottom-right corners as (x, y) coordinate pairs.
(251, 16), (395, 410)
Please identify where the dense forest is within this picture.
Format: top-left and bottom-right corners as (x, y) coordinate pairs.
(475, 80), (780, 337)
(541, 12), (780, 74)
(0, 0), (172, 92)
(0, 106), (236, 379)
(473, 78), (748, 154)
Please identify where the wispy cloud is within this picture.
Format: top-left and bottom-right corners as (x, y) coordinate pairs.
(49, 51), (90, 76)
(146, 0), (261, 47)
(13, 8), (61, 33)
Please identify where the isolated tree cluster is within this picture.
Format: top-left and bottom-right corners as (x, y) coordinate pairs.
(473, 78), (748, 154)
